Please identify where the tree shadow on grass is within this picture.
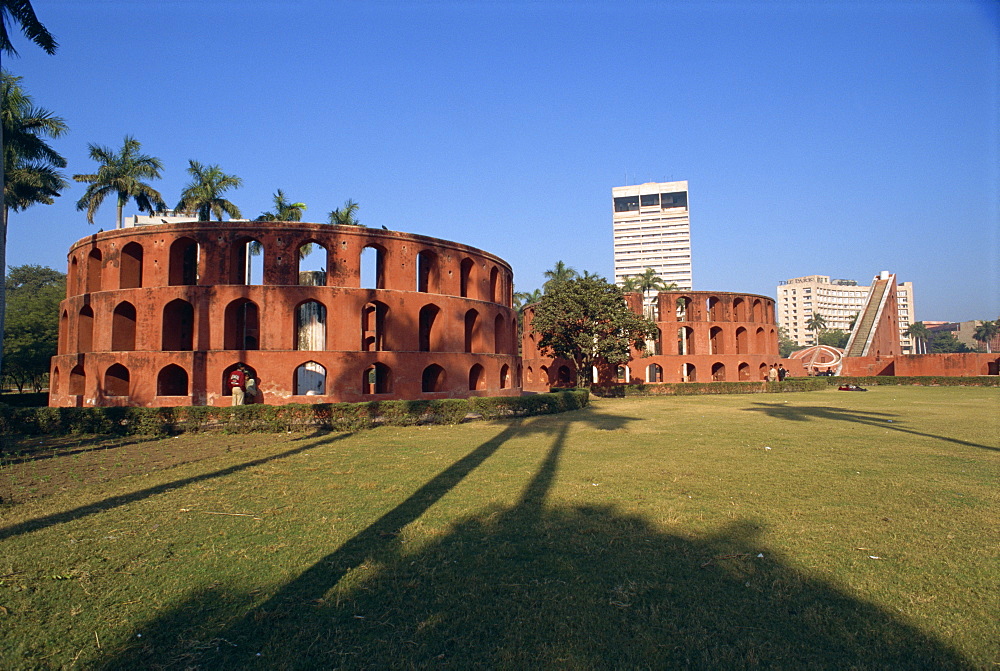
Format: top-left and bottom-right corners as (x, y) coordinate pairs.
(104, 412), (975, 670)
(744, 402), (998, 453)
(0, 432), (358, 542)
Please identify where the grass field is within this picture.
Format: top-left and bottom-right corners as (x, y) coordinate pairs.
(0, 386), (997, 669)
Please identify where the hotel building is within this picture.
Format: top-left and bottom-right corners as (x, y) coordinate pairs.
(776, 274), (916, 353)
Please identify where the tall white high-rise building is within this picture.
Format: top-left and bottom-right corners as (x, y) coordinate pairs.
(612, 181), (691, 291)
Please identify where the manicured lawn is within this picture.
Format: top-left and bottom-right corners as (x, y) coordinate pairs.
(0, 387), (996, 669)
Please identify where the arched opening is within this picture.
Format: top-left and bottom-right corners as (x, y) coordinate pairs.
(515, 364), (522, 387)
(677, 326), (694, 355)
(224, 299), (261, 350)
(752, 299), (762, 322)
(363, 362), (392, 394)
(707, 296), (721, 321)
(104, 364), (130, 396)
(70, 256), (79, 294)
(557, 365), (572, 386)
(221, 362), (258, 397)
(417, 250), (438, 293)
(469, 364), (485, 391)
(296, 300), (327, 351)
(712, 362), (726, 381)
(733, 297), (746, 322)
(361, 301), (388, 352)
(616, 366), (627, 383)
(69, 364), (85, 395)
(297, 240), (327, 286)
(50, 366), (60, 394)
(228, 237), (263, 285)
(87, 249), (102, 292)
(494, 313), (506, 354)
(647, 363), (663, 383)
(676, 296), (691, 321)
(460, 258), (475, 297)
(120, 242), (143, 289)
(162, 299), (194, 351)
(526, 366), (533, 383)
(169, 237), (200, 286)
(735, 327), (749, 355)
(464, 309), (479, 353)
(756, 327), (766, 352)
(768, 328), (776, 351)
(489, 266), (499, 303)
(78, 305), (94, 352)
(759, 363), (769, 380)
(738, 362), (750, 380)
(360, 245), (385, 290)
(540, 365), (550, 385)
(111, 301), (137, 351)
(419, 304), (440, 352)
(295, 361), (327, 395)
(500, 364), (510, 389)
(709, 326), (724, 355)
(157, 364), (189, 396)
(681, 363), (697, 382)
(421, 364), (445, 392)
(59, 310), (68, 355)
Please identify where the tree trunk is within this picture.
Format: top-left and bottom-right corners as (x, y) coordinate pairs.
(0, 205), (6, 388)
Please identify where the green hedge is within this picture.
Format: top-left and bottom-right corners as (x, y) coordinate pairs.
(590, 378), (827, 397)
(822, 376), (1000, 387)
(0, 391), (589, 438)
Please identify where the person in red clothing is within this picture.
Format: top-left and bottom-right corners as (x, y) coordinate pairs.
(228, 366), (247, 406)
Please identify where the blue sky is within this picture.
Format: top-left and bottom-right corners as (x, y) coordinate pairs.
(4, 0), (998, 322)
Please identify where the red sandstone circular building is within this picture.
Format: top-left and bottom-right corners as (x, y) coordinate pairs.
(49, 222), (520, 407)
(521, 290), (780, 388)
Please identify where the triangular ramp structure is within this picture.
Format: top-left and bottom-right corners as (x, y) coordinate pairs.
(844, 272), (901, 358)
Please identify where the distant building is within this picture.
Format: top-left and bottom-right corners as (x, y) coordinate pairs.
(776, 273), (916, 353)
(926, 320), (1000, 351)
(124, 210), (200, 227)
(612, 181), (691, 292)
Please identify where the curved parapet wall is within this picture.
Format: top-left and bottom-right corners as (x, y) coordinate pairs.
(50, 222), (520, 407)
(521, 290), (780, 388)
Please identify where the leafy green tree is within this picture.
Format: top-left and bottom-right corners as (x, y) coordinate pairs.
(328, 199), (362, 226)
(73, 135), (166, 229)
(929, 331), (972, 354)
(2, 264), (63, 391)
(904, 321), (929, 354)
(530, 276), (656, 387)
(1, 0), (57, 55)
(256, 189), (306, 221)
(818, 329), (850, 349)
(1, 71), (67, 389)
(542, 260), (578, 293)
(175, 160), (242, 221)
(973, 320), (999, 353)
(778, 327), (802, 358)
(805, 313), (827, 341)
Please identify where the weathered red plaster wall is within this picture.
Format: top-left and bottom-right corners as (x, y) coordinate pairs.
(50, 223), (521, 407)
(842, 354), (999, 377)
(521, 290), (781, 388)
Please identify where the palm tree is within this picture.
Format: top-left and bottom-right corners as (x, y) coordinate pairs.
(73, 136), (166, 229)
(904, 321), (929, 355)
(620, 276), (641, 293)
(805, 312), (827, 344)
(542, 260), (578, 293)
(1, 69), (66, 381)
(636, 267), (677, 303)
(1, 0), (57, 55)
(175, 161), (243, 221)
(973, 320), (999, 353)
(328, 199), (362, 226)
(513, 287), (543, 312)
(256, 189), (306, 222)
